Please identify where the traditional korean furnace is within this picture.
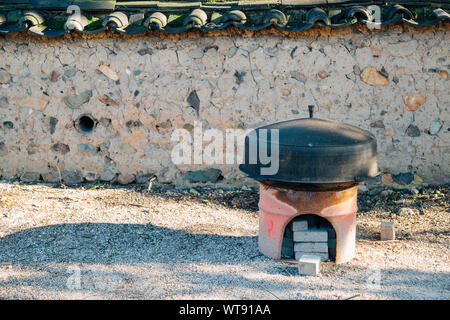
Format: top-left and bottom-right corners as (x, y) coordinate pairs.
(239, 106), (379, 264)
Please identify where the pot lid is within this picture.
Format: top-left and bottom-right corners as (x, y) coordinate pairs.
(254, 117), (376, 148)
(239, 110), (379, 185)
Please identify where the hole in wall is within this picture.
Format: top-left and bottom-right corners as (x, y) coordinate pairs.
(76, 114), (96, 133)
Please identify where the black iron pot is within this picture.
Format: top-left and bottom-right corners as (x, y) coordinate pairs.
(239, 107), (379, 191)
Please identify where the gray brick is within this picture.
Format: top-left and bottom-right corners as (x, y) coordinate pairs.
(296, 251), (329, 262)
(292, 220), (308, 231)
(294, 242), (328, 253)
(297, 254), (321, 276)
(293, 228), (328, 242)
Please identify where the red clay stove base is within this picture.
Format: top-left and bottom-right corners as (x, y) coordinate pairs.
(258, 184), (358, 264)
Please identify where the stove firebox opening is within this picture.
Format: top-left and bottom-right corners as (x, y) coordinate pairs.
(281, 214), (336, 262)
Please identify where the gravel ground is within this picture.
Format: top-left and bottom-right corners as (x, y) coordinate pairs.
(0, 181), (448, 300)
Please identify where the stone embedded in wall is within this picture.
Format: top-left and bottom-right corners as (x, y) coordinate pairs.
(0, 96), (8, 108)
(0, 69), (11, 84)
(370, 120), (385, 129)
(118, 174), (135, 185)
(63, 90), (93, 109)
(137, 48), (153, 56)
(99, 94), (119, 107)
(404, 94), (426, 111)
(386, 40), (418, 57)
(188, 48), (204, 59)
(382, 173), (394, 186)
(406, 124), (421, 137)
(26, 142), (39, 155)
(118, 143), (136, 155)
(392, 172), (414, 185)
(100, 169), (117, 182)
(20, 171), (40, 183)
(429, 120), (442, 135)
(361, 67), (388, 86)
(64, 69), (77, 78)
(98, 64), (119, 81)
(317, 70), (329, 80)
(99, 141), (111, 153)
(289, 71), (306, 83)
(439, 70), (448, 80)
(381, 127), (395, 136)
(234, 71), (246, 85)
(184, 168), (222, 183)
(42, 170), (60, 183)
(187, 90), (200, 116)
(18, 96), (49, 112)
(49, 117), (58, 134)
(50, 71), (59, 82)
(84, 171), (98, 182)
(51, 143), (70, 155)
(0, 142), (7, 157)
(78, 144), (97, 155)
(61, 168), (83, 185)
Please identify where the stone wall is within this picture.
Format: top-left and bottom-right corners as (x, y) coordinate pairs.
(0, 24), (448, 186)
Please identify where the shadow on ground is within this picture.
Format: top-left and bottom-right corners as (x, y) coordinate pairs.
(0, 223), (262, 265)
(0, 223), (449, 300)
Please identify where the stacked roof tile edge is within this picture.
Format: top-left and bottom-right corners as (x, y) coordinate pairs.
(0, 1), (448, 37)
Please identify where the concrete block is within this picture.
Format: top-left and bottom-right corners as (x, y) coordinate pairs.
(293, 228), (328, 242)
(381, 221), (395, 240)
(296, 251), (329, 262)
(298, 254), (321, 276)
(292, 220), (308, 231)
(294, 242), (328, 253)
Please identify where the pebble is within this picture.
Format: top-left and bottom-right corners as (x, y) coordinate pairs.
(404, 94), (426, 111)
(396, 207), (417, 216)
(63, 90), (93, 109)
(429, 120), (442, 135)
(406, 124), (421, 137)
(118, 174), (135, 185)
(0, 69), (11, 84)
(189, 188), (200, 195)
(361, 67), (388, 86)
(98, 64), (119, 81)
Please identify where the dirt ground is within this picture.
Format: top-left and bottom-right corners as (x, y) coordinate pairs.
(0, 180), (448, 300)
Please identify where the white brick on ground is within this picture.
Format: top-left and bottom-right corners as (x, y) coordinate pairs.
(293, 228), (328, 242)
(298, 254), (321, 276)
(295, 251), (329, 262)
(294, 242), (328, 253)
(381, 221), (395, 241)
(292, 220), (308, 231)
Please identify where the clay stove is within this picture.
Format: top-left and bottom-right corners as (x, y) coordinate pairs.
(239, 106), (378, 264)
